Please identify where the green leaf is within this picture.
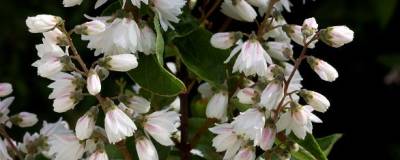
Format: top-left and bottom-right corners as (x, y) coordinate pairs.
(128, 54), (186, 97)
(105, 144), (124, 159)
(317, 133), (343, 155)
(154, 14), (165, 64)
(165, 11), (200, 43)
(292, 134), (328, 160)
(174, 28), (230, 87)
(292, 146), (318, 160)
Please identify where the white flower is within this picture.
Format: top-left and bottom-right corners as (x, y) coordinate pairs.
(211, 32), (242, 50)
(151, 0), (186, 31)
(0, 138), (11, 160)
(12, 112), (38, 127)
(81, 20), (106, 35)
(206, 91), (229, 121)
(233, 146), (256, 160)
(48, 73), (83, 113)
(197, 82), (213, 99)
(87, 70), (102, 95)
(232, 108), (265, 140)
(103, 54), (138, 72)
(225, 39), (273, 77)
(63, 0), (83, 7)
(276, 105), (322, 139)
(124, 95), (151, 114)
(19, 132), (40, 154)
(255, 126), (276, 151)
(40, 119), (71, 137)
(48, 133), (85, 160)
(32, 38), (68, 78)
(144, 109), (180, 146)
(307, 56), (338, 82)
(82, 18), (140, 56)
(26, 14), (61, 33)
(105, 105), (137, 144)
(0, 97), (14, 127)
(221, 0), (257, 22)
(75, 107), (97, 140)
(136, 137), (159, 160)
(0, 83), (12, 97)
(283, 24), (317, 48)
(43, 28), (66, 45)
(302, 17), (318, 37)
(299, 89), (330, 113)
(260, 81), (284, 110)
(209, 123), (245, 160)
(88, 150), (109, 160)
(139, 24), (156, 55)
(265, 41), (293, 61)
(321, 26), (354, 48)
(236, 88), (256, 104)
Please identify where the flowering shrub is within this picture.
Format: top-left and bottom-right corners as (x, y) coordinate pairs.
(0, 0), (353, 159)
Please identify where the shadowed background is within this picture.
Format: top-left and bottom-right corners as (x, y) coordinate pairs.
(0, 0), (399, 159)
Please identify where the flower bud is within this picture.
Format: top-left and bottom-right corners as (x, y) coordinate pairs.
(236, 88), (256, 104)
(302, 17), (318, 37)
(10, 112), (38, 128)
(221, 0), (257, 22)
(87, 70), (102, 95)
(75, 106), (98, 140)
(102, 54), (138, 72)
(307, 56), (338, 82)
(299, 89), (330, 112)
(63, 0), (83, 7)
(43, 28), (67, 45)
(283, 24), (317, 48)
(320, 26), (354, 48)
(255, 125), (276, 151)
(0, 83), (12, 97)
(206, 91), (229, 121)
(287, 141), (300, 152)
(77, 20), (106, 35)
(123, 95), (151, 114)
(210, 32), (242, 49)
(136, 137), (159, 160)
(260, 81), (284, 110)
(26, 14), (62, 33)
(233, 146), (256, 160)
(265, 41), (293, 61)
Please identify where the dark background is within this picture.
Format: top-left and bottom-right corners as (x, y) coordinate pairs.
(1, 0), (399, 159)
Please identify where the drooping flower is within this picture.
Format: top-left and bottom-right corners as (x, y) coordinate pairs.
(255, 125), (276, 151)
(104, 103), (137, 144)
(151, 0), (186, 31)
(225, 38), (273, 77)
(32, 38), (68, 78)
(276, 104), (322, 139)
(48, 72), (84, 113)
(26, 14), (62, 33)
(307, 56), (338, 82)
(0, 83), (12, 97)
(236, 88), (257, 105)
(232, 108), (265, 140)
(206, 91), (229, 121)
(63, 0), (83, 7)
(87, 69), (102, 95)
(47, 132), (85, 160)
(138, 24), (156, 55)
(320, 26), (354, 48)
(121, 95), (151, 114)
(260, 80), (284, 110)
(209, 123), (245, 160)
(75, 106), (98, 140)
(211, 32), (242, 50)
(299, 89), (330, 113)
(82, 18), (140, 56)
(43, 28), (66, 45)
(143, 109), (180, 146)
(220, 0), (257, 22)
(136, 136), (159, 160)
(101, 54), (138, 72)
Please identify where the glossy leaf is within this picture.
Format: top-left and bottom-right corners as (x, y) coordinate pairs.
(154, 14), (165, 64)
(317, 133), (343, 155)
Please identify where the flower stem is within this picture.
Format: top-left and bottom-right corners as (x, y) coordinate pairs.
(257, 0), (279, 38)
(0, 125), (24, 160)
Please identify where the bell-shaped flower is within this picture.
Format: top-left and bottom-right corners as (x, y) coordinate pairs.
(138, 24), (156, 55)
(75, 106), (98, 140)
(136, 136), (159, 160)
(104, 102), (137, 144)
(206, 91), (229, 121)
(232, 108), (265, 140)
(143, 109), (180, 146)
(209, 123), (245, 160)
(151, 0), (186, 31)
(211, 32), (242, 50)
(260, 80), (284, 110)
(221, 0), (257, 22)
(32, 38), (68, 78)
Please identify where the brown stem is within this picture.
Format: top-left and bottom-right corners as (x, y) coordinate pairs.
(189, 118), (218, 149)
(200, 0), (223, 25)
(116, 141), (133, 160)
(257, 0), (279, 38)
(0, 125), (24, 160)
(179, 91), (190, 160)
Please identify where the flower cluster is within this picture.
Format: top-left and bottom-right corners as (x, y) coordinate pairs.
(203, 0), (354, 159)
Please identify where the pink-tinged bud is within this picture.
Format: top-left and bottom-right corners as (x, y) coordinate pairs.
(11, 112), (38, 128)
(221, 0), (257, 22)
(320, 26), (354, 48)
(210, 32), (242, 49)
(236, 88), (256, 104)
(103, 54), (138, 72)
(206, 91), (229, 121)
(255, 126), (276, 151)
(233, 146), (256, 160)
(87, 70), (102, 95)
(136, 137), (159, 160)
(82, 20), (106, 35)
(307, 56), (338, 82)
(43, 28), (67, 45)
(26, 14), (62, 33)
(302, 17), (318, 37)
(283, 24), (317, 48)
(75, 107), (98, 140)
(0, 83), (12, 97)
(299, 89), (330, 113)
